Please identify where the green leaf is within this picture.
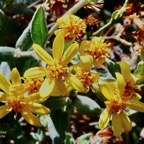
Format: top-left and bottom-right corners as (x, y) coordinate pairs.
(44, 97), (69, 111)
(76, 133), (92, 144)
(111, 3), (126, 20)
(112, 10), (121, 20)
(31, 6), (48, 46)
(64, 133), (75, 144)
(134, 61), (144, 84)
(15, 25), (33, 51)
(106, 58), (121, 78)
(48, 110), (69, 144)
(72, 95), (101, 117)
(0, 46), (16, 61)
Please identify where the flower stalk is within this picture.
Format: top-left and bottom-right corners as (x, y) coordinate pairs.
(93, 0), (129, 36)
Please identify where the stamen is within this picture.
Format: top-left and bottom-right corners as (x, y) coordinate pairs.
(57, 14), (86, 40)
(122, 83), (134, 100)
(106, 93), (126, 114)
(7, 85), (26, 114)
(46, 60), (68, 79)
(76, 71), (93, 92)
(25, 78), (44, 93)
(83, 37), (110, 61)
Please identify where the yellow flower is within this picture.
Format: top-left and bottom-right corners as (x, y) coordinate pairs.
(80, 37), (110, 66)
(0, 68), (50, 126)
(55, 13), (86, 40)
(99, 81), (144, 137)
(24, 33), (84, 97)
(117, 61), (141, 100)
(72, 55), (100, 93)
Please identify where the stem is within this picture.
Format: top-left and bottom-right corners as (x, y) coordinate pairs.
(46, 0), (98, 40)
(93, 0), (128, 36)
(104, 35), (132, 46)
(20, 50), (40, 60)
(123, 0), (129, 9)
(103, 24), (132, 46)
(92, 18), (113, 36)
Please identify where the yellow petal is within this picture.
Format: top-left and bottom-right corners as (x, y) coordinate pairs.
(126, 100), (144, 112)
(0, 73), (11, 94)
(93, 58), (105, 67)
(24, 67), (46, 78)
(0, 92), (8, 102)
(120, 111), (132, 132)
(28, 102), (50, 114)
(119, 61), (131, 82)
(65, 74), (84, 92)
(92, 73), (100, 84)
(11, 68), (21, 85)
(56, 14), (67, 25)
(0, 105), (10, 118)
(9, 84), (26, 95)
(100, 82), (114, 100)
(39, 78), (55, 97)
(129, 74), (137, 85)
(33, 43), (53, 63)
(131, 92), (141, 100)
(79, 40), (88, 55)
(115, 72), (126, 95)
(112, 114), (123, 137)
(72, 63), (82, 72)
(52, 33), (64, 60)
(80, 55), (93, 71)
(61, 42), (79, 64)
(98, 108), (111, 129)
(54, 29), (63, 36)
(26, 92), (47, 102)
(51, 79), (69, 96)
(22, 111), (41, 126)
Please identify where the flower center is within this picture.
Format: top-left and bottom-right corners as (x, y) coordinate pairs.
(76, 71), (93, 92)
(122, 83), (134, 100)
(46, 60), (68, 79)
(65, 24), (85, 39)
(25, 78), (44, 93)
(84, 44), (108, 59)
(7, 84), (26, 117)
(8, 97), (25, 113)
(106, 99), (125, 114)
(84, 38), (110, 60)
(59, 15), (86, 40)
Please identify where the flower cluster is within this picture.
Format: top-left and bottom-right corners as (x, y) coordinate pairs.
(99, 61), (144, 137)
(0, 68), (50, 126)
(72, 55), (100, 93)
(80, 37), (111, 66)
(55, 13), (86, 40)
(0, 15), (107, 126)
(0, 11), (144, 140)
(24, 33), (84, 97)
